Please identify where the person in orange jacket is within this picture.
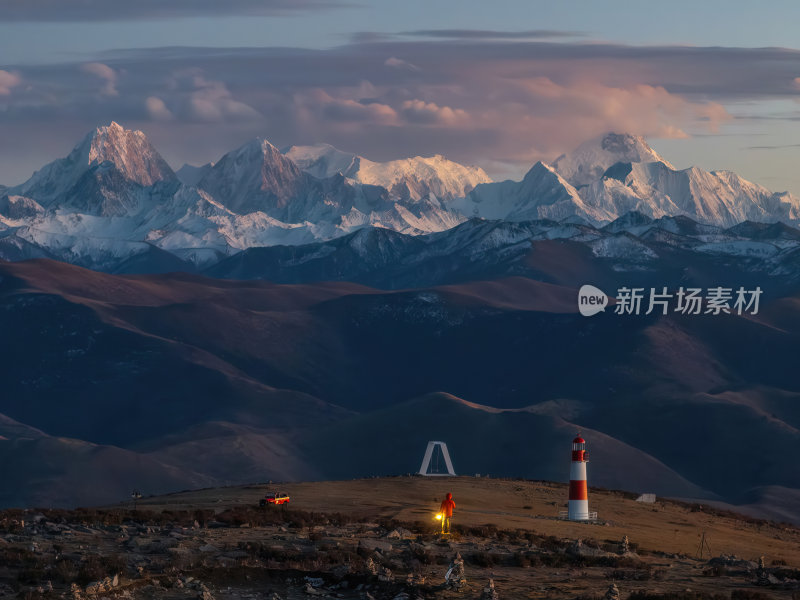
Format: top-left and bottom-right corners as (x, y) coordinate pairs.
(439, 492), (455, 534)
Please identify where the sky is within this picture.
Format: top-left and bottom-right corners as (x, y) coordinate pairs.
(1, 0), (800, 192)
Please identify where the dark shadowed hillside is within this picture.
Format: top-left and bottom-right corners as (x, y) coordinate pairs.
(0, 258), (799, 517)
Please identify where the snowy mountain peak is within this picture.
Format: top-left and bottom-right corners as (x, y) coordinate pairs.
(212, 138), (300, 175)
(240, 137), (283, 157)
(552, 132), (673, 188)
(521, 160), (562, 182)
(283, 143), (361, 180)
(518, 162), (588, 207)
(15, 121), (175, 207)
(284, 143), (491, 202)
(196, 137), (306, 215)
(226, 138), (303, 175)
(454, 159), (613, 223)
(78, 121), (175, 186)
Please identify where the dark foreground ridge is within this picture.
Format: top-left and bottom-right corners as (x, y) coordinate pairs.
(2, 477), (800, 600)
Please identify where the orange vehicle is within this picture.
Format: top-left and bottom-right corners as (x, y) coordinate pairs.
(259, 492), (290, 506)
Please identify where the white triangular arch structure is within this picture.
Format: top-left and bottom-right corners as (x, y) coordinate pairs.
(418, 441), (456, 476)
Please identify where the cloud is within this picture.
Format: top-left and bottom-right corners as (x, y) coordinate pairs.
(384, 57), (420, 72)
(563, 81), (710, 141)
(401, 29), (586, 40)
(81, 62), (118, 96)
(349, 32), (395, 44)
(186, 76), (262, 122)
(515, 77), (727, 139)
(145, 96), (173, 121)
(400, 99), (467, 125)
(0, 70), (21, 96)
(1, 39), (797, 182)
(296, 89), (397, 125)
(747, 143), (800, 150)
(0, 0), (352, 22)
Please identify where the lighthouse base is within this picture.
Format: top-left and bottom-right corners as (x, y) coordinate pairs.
(559, 508), (599, 521)
(568, 499), (589, 521)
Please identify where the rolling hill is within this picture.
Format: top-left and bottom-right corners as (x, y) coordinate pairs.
(0, 257), (798, 519)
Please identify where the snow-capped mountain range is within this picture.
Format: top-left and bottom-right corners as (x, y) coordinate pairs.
(1, 123), (799, 272)
(284, 143), (491, 201)
(460, 133), (800, 227)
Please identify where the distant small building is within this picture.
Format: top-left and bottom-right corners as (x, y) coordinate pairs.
(636, 493), (656, 503)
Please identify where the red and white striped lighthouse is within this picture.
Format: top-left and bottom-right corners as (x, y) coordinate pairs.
(568, 434), (590, 521)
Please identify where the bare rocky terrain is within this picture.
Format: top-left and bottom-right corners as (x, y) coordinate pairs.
(2, 478), (800, 600)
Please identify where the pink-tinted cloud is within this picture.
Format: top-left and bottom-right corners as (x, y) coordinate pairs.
(155, 71), (262, 122)
(188, 77), (261, 122)
(81, 62), (118, 97)
(490, 77), (728, 158)
(294, 89), (397, 126)
(0, 70), (21, 96)
(399, 99), (468, 125)
(144, 96), (173, 121)
(0, 40), (790, 180)
(279, 71), (728, 166)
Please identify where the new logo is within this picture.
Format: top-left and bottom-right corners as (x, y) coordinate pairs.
(578, 284), (608, 317)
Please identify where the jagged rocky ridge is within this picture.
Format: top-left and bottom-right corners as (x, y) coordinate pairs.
(202, 214), (800, 290)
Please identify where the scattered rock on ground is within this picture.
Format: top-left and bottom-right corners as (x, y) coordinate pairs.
(605, 583), (621, 600)
(481, 578), (499, 599)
